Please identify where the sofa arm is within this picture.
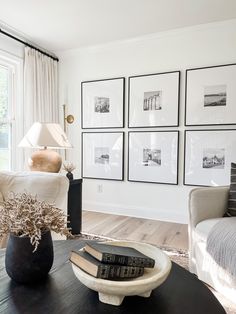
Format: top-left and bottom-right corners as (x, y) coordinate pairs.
(189, 186), (229, 228)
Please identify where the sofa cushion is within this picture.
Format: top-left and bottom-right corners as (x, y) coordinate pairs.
(0, 171), (69, 212)
(195, 218), (223, 242)
(227, 162), (236, 216)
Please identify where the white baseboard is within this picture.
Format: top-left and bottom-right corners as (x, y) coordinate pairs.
(83, 200), (188, 224)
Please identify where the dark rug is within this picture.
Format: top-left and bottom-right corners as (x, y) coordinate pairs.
(77, 232), (236, 314)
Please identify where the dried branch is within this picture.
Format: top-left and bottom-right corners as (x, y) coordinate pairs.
(0, 192), (73, 252)
(63, 161), (76, 173)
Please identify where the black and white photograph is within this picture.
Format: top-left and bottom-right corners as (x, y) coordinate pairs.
(204, 85), (226, 107)
(143, 148), (161, 166)
(128, 131), (179, 184)
(202, 148), (225, 169)
(185, 63), (236, 126)
(128, 71), (180, 128)
(143, 91), (162, 111)
(95, 147), (110, 164)
(82, 132), (124, 181)
(81, 77), (125, 128)
(94, 97), (110, 113)
(184, 130), (236, 186)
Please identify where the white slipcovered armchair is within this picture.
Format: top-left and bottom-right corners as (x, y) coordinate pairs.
(0, 171), (69, 247)
(189, 186), (236, 303)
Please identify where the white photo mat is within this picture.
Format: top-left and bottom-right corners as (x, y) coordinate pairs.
(82, 132), (124, 180)
(128, 71), (180, 127)
(185, 64), (236, 126)
(128, 131), (179, 184)
(184, 130), (236, 186)
(82, 78), (124, 128)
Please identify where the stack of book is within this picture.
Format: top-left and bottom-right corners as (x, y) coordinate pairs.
(70, 242), (155, 280)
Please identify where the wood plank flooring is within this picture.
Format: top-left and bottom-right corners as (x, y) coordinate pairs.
(82, 211), (188, 251)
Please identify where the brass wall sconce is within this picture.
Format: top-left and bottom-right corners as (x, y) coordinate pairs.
(63, 104), (74, 132)
(63, 104), (74, 161)
(65, 114), (74, 124)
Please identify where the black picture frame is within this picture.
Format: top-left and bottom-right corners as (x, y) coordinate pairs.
(128, 130), (179, 185)
(128, 71), (180, 128)
(184, 63), (236, 126)
(82, 131), (124, 181)
(81, 77), (125, 129)
(183, 129), (236, 187)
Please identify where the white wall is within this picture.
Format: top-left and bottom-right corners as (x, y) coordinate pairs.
(0, 33), (24, 58)
(58, 19), (236, 223)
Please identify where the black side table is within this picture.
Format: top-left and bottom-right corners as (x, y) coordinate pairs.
(67, 179), (82, 235)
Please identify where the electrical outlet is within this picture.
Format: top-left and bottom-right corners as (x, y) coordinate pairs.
(97, 184), (103, 193)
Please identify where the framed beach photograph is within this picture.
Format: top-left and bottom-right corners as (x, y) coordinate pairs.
(184, 129), (236, 186)
(81, 77), (125, 129)
(185, 63), (236, 126)
(128, 71), (180, 128)
(128, 131), (179, 184)
(82, 132), (124, 181)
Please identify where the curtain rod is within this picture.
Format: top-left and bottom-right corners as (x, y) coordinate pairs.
(0, 28), (59, 62)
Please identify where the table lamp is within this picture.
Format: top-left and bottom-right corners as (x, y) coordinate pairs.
(18, 122), (72, 173)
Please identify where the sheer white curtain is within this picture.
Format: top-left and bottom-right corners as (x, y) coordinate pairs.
(23, 47), (59, 167)
(24, 47), (59, 129)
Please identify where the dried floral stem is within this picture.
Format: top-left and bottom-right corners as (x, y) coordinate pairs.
(63, 162), (76, 173)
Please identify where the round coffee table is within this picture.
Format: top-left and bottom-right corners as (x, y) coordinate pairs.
(0, 240), (226, 314)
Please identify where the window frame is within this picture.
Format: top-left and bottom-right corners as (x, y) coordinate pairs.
(0, 50), (23, 171)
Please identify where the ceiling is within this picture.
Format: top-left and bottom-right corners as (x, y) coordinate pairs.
(0, 0), (236, 53)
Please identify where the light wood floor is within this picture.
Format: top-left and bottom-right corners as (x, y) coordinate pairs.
(82, 211), (188, 251)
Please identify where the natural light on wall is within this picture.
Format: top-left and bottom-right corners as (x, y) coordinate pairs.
(0, 65), (10, 170)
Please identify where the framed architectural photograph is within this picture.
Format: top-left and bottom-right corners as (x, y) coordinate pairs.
(128, 71), (180, 128)
(82, 132), (124, 181)
(185, 63), (236, 126)
(184, 129), (236, 186)
(128, 131), (179, 184)
(81, 77), (125, 129)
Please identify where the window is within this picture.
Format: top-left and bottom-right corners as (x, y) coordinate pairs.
(0, 65), (11, 170)
(0, 52), (23, 171)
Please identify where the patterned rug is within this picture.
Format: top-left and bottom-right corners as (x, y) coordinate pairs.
(78, 232), (236, 314)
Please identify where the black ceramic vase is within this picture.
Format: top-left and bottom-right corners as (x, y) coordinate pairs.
(66, 171), (73, 181)
(5, 230), (54, 284)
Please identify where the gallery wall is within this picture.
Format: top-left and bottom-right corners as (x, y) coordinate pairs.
(58, 19), (236, 223)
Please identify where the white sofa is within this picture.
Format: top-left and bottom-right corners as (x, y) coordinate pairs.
(189, 186), (236, 303)
(0, 171), (69, 247)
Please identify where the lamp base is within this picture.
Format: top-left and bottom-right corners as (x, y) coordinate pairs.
(28, 149), (62, 173)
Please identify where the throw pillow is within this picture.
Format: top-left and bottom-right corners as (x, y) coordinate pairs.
(227, 162), (236, 216)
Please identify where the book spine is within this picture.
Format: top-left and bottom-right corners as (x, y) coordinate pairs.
(97, 264), (111, 279)
(97, 264), (144, 279)
(119, 265), (144, 278)
(127, 256), (155, 268)
(102, 253), (128, 264)
(102, 253), (154, 268)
